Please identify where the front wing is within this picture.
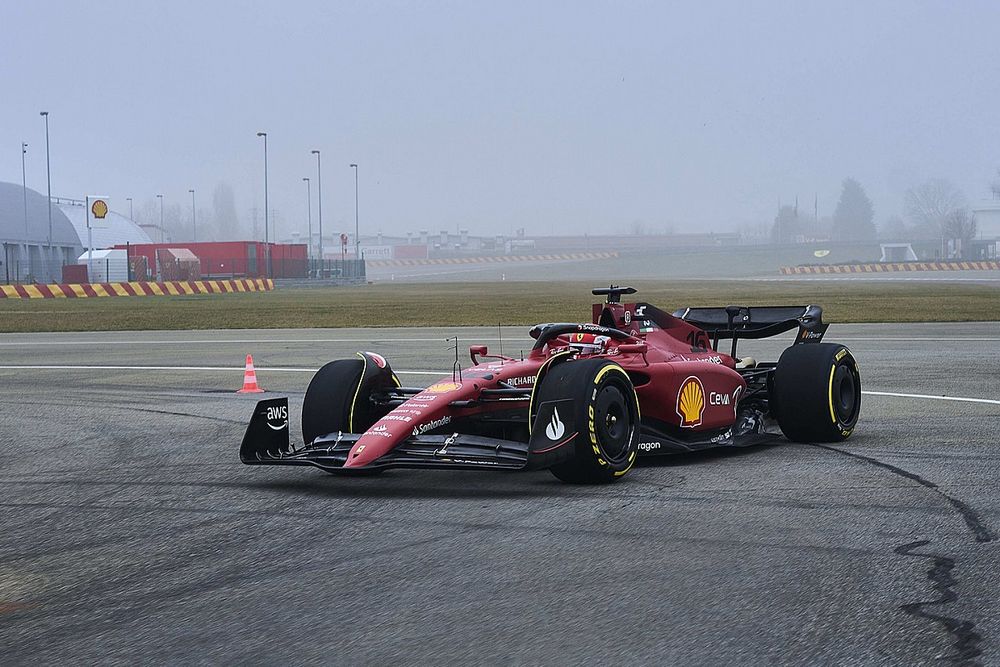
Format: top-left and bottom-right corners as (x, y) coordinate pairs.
(241, 398), (534, 473)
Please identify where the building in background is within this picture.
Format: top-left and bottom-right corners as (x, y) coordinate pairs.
(118, 241), (308, 280)
(0, 182), (82, 283)
(56, 197), (152, 249)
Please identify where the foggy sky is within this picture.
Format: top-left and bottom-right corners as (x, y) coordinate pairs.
(3, 1), (999, 240)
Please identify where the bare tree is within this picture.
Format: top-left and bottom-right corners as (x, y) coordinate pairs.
(903, 179), (965, 239)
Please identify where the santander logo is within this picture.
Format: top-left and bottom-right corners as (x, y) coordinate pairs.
(545, 407), (565, 440)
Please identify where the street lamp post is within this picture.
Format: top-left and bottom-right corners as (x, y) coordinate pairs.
(156, 194), (164, 243)
(40, 112), (52, 272)
(21, 142), (28, 279)
(312, 150), (322, 264)
(350, 163), (359, 260)
(189, 189), (196, 242)
(258, 132), (270, 277)
(302, 177), (312, 261)
(126, 197), (133, 221)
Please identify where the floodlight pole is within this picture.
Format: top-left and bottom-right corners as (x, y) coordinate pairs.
(189, 189), (196, 242)
(21, 143), (28, 275)
(257, 132), (270, 277)
(303, 177), (312, 260)
(40, 112), (52, 251)
(350, 163), (359, 259)
(312, 150), (323, 263)
(157, 194), (164, 242)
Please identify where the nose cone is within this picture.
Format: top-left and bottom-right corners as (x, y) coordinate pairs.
(343, 426), (400, 467)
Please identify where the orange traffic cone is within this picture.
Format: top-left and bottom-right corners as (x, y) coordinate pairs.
(238, 354), (264, 393)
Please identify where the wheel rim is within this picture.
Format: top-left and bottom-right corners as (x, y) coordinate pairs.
(832, 363), (858, 423)
(593, 384), (632, 461)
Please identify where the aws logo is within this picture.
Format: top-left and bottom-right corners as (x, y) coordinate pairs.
(676, 376), (705, 428)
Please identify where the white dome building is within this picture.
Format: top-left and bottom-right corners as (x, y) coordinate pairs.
(57, 199), (152, 249)
(0, 181), (82, 283)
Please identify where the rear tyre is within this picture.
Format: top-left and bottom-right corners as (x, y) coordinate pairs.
(532, 358), (639, 483)
(773, 343), (861, 442)
(301, 359), (388, 444)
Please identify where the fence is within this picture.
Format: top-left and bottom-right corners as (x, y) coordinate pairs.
(1, 257), (367, 284)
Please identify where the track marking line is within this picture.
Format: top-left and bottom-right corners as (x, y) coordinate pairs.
(3, 335), (1000, 347)
(0, 337), (509, 347)
(0, 364), (441, 375)
(0, 364), (997, 406)
(862, 390), (1000, 406)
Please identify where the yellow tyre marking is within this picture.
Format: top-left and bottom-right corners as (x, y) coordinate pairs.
(110, 283), (130, 296)
(92, 284), (110, 297)
(828, 364), (838, 425)
(70, 284), (88, 297)
(24, 284), (44, 298)
(593, 363), (626, 385)
(349, 353), (369, 433)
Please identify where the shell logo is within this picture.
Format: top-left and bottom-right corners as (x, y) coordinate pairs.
(426, 381), (461, 393)
(91, 199), (108, 219)
(676, 376), (705, 428)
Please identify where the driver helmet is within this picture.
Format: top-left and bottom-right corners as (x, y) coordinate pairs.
(566, 333), (611, 355)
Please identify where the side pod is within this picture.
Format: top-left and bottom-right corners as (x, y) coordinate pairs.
(240, 397), (291, 463)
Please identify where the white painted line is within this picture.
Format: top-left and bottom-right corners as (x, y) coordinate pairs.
(0, 364), (442, 375)
(0, 364), (998, 407)
(836, 337), (1000, 342)
(0, 337), (509, 347)
(862, 390), (1000, 406)
(1, 336), (1000, 347)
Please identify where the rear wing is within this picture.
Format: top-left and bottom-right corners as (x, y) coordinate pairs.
(671, 304), (828, 352)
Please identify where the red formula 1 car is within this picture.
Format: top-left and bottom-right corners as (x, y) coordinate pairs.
(240, 286), (862, 483)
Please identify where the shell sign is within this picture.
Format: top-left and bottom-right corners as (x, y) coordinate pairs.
(676, 376), (705, 428)
(86, 195), (110, 229)
(91, 199), (108, 219)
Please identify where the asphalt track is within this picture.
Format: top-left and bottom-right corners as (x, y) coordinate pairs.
(2, 323), (999, 665)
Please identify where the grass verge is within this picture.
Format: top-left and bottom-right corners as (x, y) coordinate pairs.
(0, 280), (998, 332)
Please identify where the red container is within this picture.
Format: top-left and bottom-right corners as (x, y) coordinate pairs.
(62, 264), (89, 283)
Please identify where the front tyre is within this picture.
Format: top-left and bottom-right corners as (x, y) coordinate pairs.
(532, 358), (640, 483)
(773, 343), (861, 442)
(301, 356), (396, 445)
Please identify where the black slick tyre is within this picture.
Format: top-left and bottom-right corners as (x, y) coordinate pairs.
(773, 343), (861, 442)
(533, 358), (640, 483)
(301, 359), (378, 444)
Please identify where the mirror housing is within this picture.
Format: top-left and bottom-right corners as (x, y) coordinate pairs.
(469, 345), (488, 364)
